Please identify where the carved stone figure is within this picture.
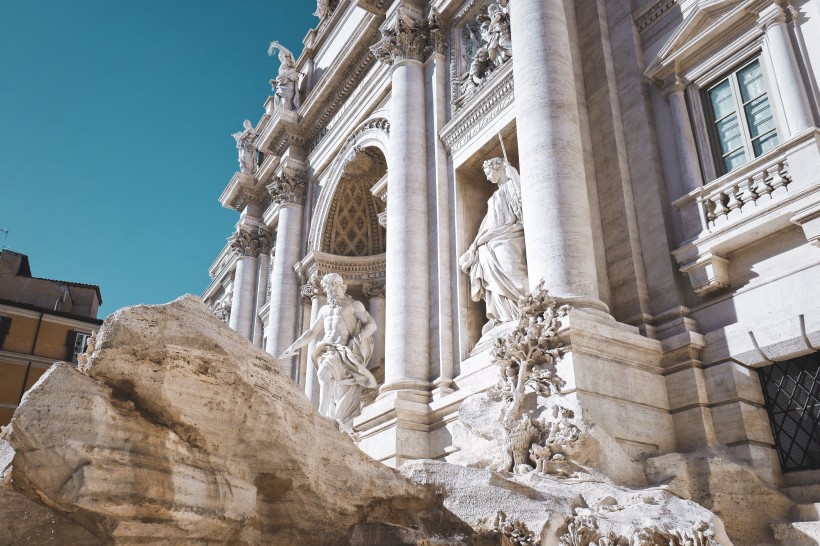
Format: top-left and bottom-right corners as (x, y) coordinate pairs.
(314, 0), (331, 20)
(213, 300), (231, 324)
(280, 273), (378, 424)
(454, 46), (490, 97)
(480, 1), (512, 67)
(459, 157), (527, 330)
(231, 120), (258, 174)
(455, 0), (512, 106)
(268, 41), (301, 111)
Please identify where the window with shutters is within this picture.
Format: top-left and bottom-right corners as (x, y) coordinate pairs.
(68, 331), (91, 363)
(704, 58), (780, 176)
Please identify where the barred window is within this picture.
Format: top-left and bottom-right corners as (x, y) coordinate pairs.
(705, 58), (779, 175)
(759, 353), (820, 473)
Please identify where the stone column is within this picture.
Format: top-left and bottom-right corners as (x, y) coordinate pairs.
(301, 276), (322, 407)
(252, 252), (271, 348)
(666, 80), (705, 194)
(510, 0), (606, 312)
(363, 282), (386, 381)
(372, 11), (432, 393)
(759, 4), (814, 136)
(264, 170), (307, 380)
(228, 227), (269, 339)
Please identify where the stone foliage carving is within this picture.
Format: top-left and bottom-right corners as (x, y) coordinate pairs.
(371, 7), (443, 64)
(488, 281), (571, 474)
(228, 226), (271, 258)
(559, 516), (720, 546)
(280, 273), (378, 425)
(231, 120), (258, 174)
(362, 281), (385, 299)
(480, 511), (537, 546)
(454, 0), (511, 106)
(267, 170), (307, 205)
(460, 157), (527, 331)
(268, 41), (301, 111)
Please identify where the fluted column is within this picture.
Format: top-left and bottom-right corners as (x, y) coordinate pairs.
(666, 80), (705, 193)
(364, 282), (386, 381)
(228, 227), (269, 339)
(301, 275), (323, 407)
(759, 4), (814, 136)
(372, 11), (432, 393)
(510, 0), (606, 311)
(264, 170), (307, 380)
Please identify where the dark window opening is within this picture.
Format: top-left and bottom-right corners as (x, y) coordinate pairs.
(759, 353), (820, 473)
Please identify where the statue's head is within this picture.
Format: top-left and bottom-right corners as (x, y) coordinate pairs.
(321, 273), (347, 299)
(243, 119), (253, 130)
(483, 157), (508, 185)
(476, 47), (489, 62)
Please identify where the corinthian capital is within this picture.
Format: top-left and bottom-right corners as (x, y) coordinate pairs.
(267, 170), (307, 205)
(228, 226), (271, 258)
(371, 7), (442, 64)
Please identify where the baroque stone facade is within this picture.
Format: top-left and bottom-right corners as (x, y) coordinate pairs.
(202, 0), (820, 543)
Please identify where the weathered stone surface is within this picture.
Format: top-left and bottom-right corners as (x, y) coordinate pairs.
(3, 296), (469, 545)
(402, 459), (735, 545)
(1, 439), (101, 545)
(645, 450), (795, 546)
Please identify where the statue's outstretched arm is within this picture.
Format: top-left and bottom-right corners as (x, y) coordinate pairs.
(268, 40), (295, 61)
(279, 309), (324, 358)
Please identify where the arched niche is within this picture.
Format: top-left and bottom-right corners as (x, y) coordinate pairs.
(308, 118), (390, 255)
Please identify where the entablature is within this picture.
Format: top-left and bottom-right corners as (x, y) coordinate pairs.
(294, 250), (386, 286)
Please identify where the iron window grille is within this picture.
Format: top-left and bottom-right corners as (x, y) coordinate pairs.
(759, 353), (820, 473)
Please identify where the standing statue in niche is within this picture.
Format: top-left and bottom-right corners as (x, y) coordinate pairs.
(280, 273), (378, 425)
(232, 120), (258, 174)
(268, 41), (301, 111)
(459, 157), (528, 332)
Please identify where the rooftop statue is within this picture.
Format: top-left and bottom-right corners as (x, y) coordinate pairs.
(459, 157), (528, 332)
(279, 273), (377, 425)
(231, 120), (258, 174)
(268, 40), (301, 112)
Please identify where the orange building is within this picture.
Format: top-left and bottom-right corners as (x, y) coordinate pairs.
(0, 250), (102, 425)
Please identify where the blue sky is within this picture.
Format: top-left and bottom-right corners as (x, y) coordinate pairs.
(0, 2), (315, 317)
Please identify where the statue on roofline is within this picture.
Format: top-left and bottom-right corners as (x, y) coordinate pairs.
(268, 41), (302, 112)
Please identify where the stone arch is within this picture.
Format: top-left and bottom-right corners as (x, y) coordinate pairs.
(308, 117), (390, 253)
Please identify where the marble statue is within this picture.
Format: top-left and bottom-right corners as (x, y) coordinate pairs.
(268, 41), (301, 111)
(231, 120), (258, 174)
(279, 273), (377, 424)
(314, 0), (335, 20)
(454, 46), (490, 96)
(480, 1), (512, 68)
(459, 157), (528, 329)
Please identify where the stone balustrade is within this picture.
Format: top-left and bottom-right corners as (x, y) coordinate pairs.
(672, 129), (820, 296)
(700, 157), (791, 231)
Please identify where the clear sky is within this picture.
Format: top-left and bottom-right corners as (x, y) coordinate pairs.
(0, 1), (315, 318)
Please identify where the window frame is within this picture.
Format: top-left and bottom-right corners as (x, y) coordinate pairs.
(701, 56), (781, 177)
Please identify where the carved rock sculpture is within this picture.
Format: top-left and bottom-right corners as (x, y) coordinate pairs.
(454, 0), (512, 106)
(1, 296), (469, 545)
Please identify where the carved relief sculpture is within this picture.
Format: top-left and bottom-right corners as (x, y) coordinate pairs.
(231, 120), (258, 174)
(280, 273), (378, 425)
(268, 41), (301, 111)
(454, 0), (512, 106)
(459, 157), (527, 332)
(313, 0), (339, 20)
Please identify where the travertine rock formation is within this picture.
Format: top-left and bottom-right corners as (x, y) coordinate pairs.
(1, 296), (469, 545)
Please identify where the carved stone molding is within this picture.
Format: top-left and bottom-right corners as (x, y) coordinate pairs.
(441, 61), (514, 155)
(228, 227), (271, 258)
(294, 250), (385, 285)
(300, 272), (323, 303)
(371, 8), (442, 65)
(267, 171), (307, 205)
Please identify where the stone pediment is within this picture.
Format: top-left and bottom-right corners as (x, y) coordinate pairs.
(645, 0), (759, 81)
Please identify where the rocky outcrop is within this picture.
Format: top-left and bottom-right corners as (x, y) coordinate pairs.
(2, 296), (470, 545)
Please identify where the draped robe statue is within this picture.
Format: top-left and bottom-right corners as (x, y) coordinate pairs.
(280, 273), (377, 424)
(459, 158), (528, 331)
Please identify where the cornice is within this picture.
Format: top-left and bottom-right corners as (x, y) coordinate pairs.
(440, 60), (514, 154)
(294, 250), (386, 284)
